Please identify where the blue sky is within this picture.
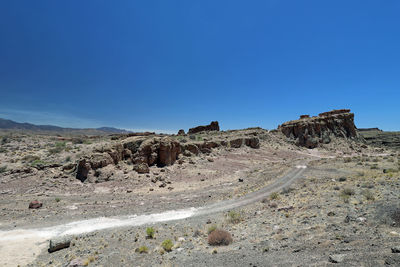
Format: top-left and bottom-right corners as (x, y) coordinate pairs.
(0, 1), (399, 132)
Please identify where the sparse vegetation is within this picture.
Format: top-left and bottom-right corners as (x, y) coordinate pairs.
(30, 159), (46, 168)
(208, 229), (233, 246)
(22, 155), (41, 163)
(341, 187), (355, 196)
(391, 208), (400, 226)
(207, 225), (217, 234)
(270, 192), (280, 200)
(226, 210), (242, 224)
(0, 166), (7, 173)
(161, 239), (173, 252)
(55, 197), (61, 202)
(146, 227), (155, 239)
(340, 187), (355, 203)
(48, 141), (66, 154)
(1, 136), (9, 145)
(362, 189), (375, 201)
(138, 246), (149, 254)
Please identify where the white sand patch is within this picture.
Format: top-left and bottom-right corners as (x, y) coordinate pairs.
(0, 208), (197, 266)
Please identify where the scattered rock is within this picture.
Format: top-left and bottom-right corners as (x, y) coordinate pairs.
(29, 200), (42, 209)
(48, 236), (71, 253)
(133, 163), (149, 174)
(329, 254), (346, 263)
(68, 258), (85, 267)
(392, 246), (400, 253)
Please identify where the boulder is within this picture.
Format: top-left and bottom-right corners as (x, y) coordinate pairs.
(183, 144), (200, 155)
(48, 236), (71, 253)
(75, 153), (114, 182)
(245, 137), (260, 149)
(177, 129), (185, 135)
(229, 138), (243, 148)
(134, 163), (150, 174)
(29, 200), (42, 209)
(76, 159), (91, 182)
(188, 121), (220, 134)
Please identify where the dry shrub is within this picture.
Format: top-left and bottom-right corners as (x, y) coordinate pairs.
(392, 208), (400, 226)
(208, 229), (233, 246)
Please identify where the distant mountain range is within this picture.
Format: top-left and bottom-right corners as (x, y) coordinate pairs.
(0, 118), (131, 135)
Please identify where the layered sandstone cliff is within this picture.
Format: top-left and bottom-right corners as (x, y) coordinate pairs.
(278, 109), (361, 148)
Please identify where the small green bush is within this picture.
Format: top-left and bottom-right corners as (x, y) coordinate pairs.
(270, 192), (280, 200)
(138, 246), (149, 254)
(48, 141), (66, 154)
(22, 155), (41, 163)
(55, 197), (61, 202)
(146, 227), (155, 239)
(161, 239), (173, 252)
(207, 225), (217, 234)
(226, 210), (242, 224)
(340, 187), (355, 203)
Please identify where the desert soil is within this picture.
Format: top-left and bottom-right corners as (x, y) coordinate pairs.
(0, 130), (399, 266)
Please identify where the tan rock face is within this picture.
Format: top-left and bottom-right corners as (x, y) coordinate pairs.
(75, 129), (261, 182)
(158, 137), (181, 166)
(188, 121), (220, 134)
(278, 109), (361, 148)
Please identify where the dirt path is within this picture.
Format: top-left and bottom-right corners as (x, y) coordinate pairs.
(0, 165), (307, 266)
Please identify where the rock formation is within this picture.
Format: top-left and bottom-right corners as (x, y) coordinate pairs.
(76, 129), (261, 182)
(188, 121), (220, 134)
(278, 109), (361, 148)
(177, 129), (185, 135)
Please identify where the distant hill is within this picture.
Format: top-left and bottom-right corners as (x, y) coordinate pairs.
(0, 118), (131, 135)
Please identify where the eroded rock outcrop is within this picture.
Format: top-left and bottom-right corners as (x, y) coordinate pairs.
(76, 130), (261, 182)
(188, 121), (220, 134)
(278, 109), (360, 148)
(76, 136), (182, 182)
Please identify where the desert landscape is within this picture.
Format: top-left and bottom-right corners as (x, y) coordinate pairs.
(0, 109), (399, 266)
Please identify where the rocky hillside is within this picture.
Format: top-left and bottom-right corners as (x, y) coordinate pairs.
(278, 109), (362, 148)
(76, 124), (261, 183)
(0, 118), (130, 135)
(359, 128), (400, 150)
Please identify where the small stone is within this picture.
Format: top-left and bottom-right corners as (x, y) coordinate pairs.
(329, 254), (346, 263)
(29, 200), (42, 209)
(238, 178), (244, 182)
(68, 258), (84, 267)
(392, 246), (400, 253)
(327, 211), (335, 216)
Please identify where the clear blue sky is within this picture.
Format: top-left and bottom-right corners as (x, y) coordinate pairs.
(0, 1), (399, 132)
